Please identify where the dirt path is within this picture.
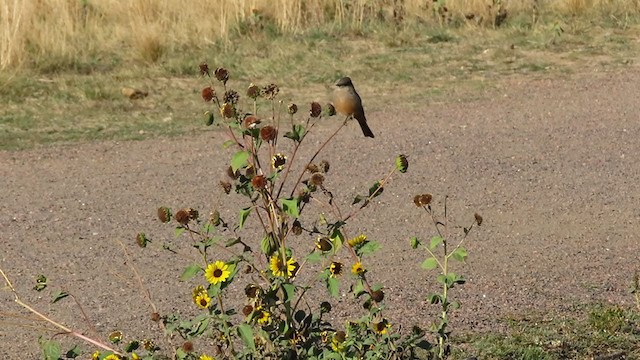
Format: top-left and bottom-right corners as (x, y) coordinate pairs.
(2, 69), (640, 358)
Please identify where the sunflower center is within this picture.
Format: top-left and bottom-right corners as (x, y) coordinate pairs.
(199, 298), (208, 306)
(213, 269), (223, 277)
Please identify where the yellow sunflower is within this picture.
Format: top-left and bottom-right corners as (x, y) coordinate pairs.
(372, 318), (392, 335)
(199, 355), (214, 360)
(205, 261), (231, 284)
(92, 351), (100, 360)
(192, 285), (212, 309)
(270, 255), (296, 277)
(351, 262), (365, 276)
(271, 153), (287, 171)
(347, 234), (367, 247)
(104, 355), (121, 360)
(329, 262), (343, 277)
(257, 308), (271, 324)
(131, 354), (140, 360)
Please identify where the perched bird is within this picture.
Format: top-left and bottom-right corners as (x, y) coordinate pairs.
(333, 77), (374, 138)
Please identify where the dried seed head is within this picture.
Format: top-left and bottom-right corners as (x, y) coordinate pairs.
(310, 173), (325, 186)
(150, 312), (161, 322)
(220, 181), (232, 194)
(245, 284), (260, 298)
(414, 194), (432, 207)
(334, 331), (346, 343)
(320, 301), (332, 313)
(220, 103), (235, 118)
(298, 188), (311, 203)
(287, 103), (298, 115)
(329, 262), (343, 277)
(142, 339), (156, 351)
(157, 207), (171, 223)
(245, 165), (255, 178)
(214, 67), (229, 84)
(474, 213), (483, 226)
(175, 208), (190, 225)
(260, 125), (277, 142)
(243, 264), (252, 274)
(261, 84), (279, 100)
(395, 154), (408, 173)
(247, 83), (260, 99)
(316, 237), (332, 251)
(201, 86), (215, 102)
(325, 103), (336, 116)
(292, 220), (302, 235)
(306, 163), (319, 173)
(210, 210), (221, 226)
(243, 115), (260, 129)
(371, 289), (384, 302)
(199, 63), (210, 76)
(187, 208), (199, 221)
(242, 305), (254, 316)
(227, 166), (239, 180)
(136, 232), (149, 248)
(319, 160), (330, 173)
(252, 175), (267, 189)
(108, 330), (123, 344)
(181, 341), (194, 353)
(310, 102), (322, 118)
(224, 90), (240, 104)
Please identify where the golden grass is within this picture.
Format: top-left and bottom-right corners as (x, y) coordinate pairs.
(1, 0), (640, 71)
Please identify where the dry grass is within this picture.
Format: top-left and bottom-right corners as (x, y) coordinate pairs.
(1, 0), (640, 71)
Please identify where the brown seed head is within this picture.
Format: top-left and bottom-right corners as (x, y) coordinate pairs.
(243, 115), (260, 129)
(243, 264), (252, 274)
(201, 86), (215, 102)
(157, 206), (171, 223)
(414, 194), (433, 207)
(320, 301), (332, 313)
(306, 163), (319, 173)
(245, 284), (260, 298)
(271, 153), (286, 171)
(150, 312), (161, 322)
(287, 103), (298, 115)
(334, 331), (346, 343)
(292, 220), (302, 235)
(310, 102), (322, 118)
(474, 213), (483, 226)
(319, 160), (330, 173)
(220, 181), (232, 194)
(245, 165), (255, 178)
(310, 173), (324, 186)
(247, 83), (260, 99)
(371, 289), (384, 302)
(175, 209), (190, 225)
(136, 232), (149, 248)
(224, 90), (239, 104)
(329, 261), (343, 276)
(252, 175), (267, 189)
(298, 188), (311, 203)
(220, 103), (235, 118)
(182, 341), (194, 353)
(214, 67), (229, 84)
(261, 84), (279, 100)
(260, 125), (277, 142)
(316, 237), (332, 251)
(242, 304), (254, 316)
(199, 63), (210, 76)
(142, 339), (156, 351)
(188, 208), (199, 221)
(325, 103), (336, 116)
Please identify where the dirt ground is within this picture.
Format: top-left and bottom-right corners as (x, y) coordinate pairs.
(2, 68), (640, 358)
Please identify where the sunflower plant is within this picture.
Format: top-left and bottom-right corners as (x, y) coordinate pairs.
(410, 194), (482, 360)
(122, 65), (431, 359)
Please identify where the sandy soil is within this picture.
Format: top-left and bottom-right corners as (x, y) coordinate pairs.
(2, 68), (640, 358)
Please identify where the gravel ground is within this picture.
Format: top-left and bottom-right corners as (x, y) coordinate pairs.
(2, 68), (640, 358)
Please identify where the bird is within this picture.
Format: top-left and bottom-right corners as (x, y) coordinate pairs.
(333, 77), (374, 138)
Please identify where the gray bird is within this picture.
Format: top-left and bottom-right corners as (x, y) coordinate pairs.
(333, 77), (374, 138)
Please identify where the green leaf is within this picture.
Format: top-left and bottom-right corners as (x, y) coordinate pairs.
(175, 226), (185, 238)
(284, 124), (306, 142)
(410, 236), (420, 249)
(357, 241), (380, 256)
(427, 293), (442, 304)
(51, 291), (69, 304)
(231, 150), (250, 172)
(282, 283), (296, 303)
(222, 139), (236, 148)
(65, 345), (81, 359)
(124, 340), (140, 352)
(39, 337), (61, 360)
(352, 279), (367, 298)
(429, 236), (443, 250)
(237, 324), (256, 351)
(225, 237), (241, 247)
(239, 207), (252, 229)
(450, 301), (461, 310)
(205, 111), (215, 126)
(327, 277), (339, 298)
(352, 194), (366, 205)
(180, 264), (201, 281)
(368, 181), (383, 198)
(305, 251), (323, 263)
(421, 257), (438, 270)
(281, 198), (300, 218)
(450, 246), (468, 262)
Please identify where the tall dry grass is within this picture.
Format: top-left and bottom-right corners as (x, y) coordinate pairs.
(1, 0), (639, 71)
